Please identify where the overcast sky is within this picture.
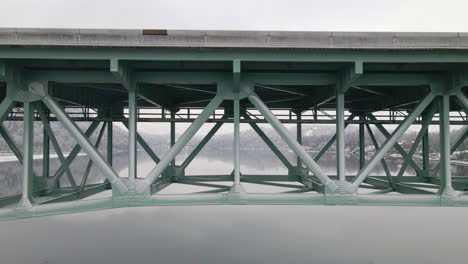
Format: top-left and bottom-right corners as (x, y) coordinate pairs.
(2, 0), (466, 135)
(1, 0), (468, 32)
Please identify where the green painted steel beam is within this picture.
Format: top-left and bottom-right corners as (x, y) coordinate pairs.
(395, 105), (437, 182)
(0, 194), (22, 208)
(38, 90), (128, 193)
(170, 111), (176, 167)
(336, 88), (346, 181)
(439, 95), (453, 193)
(21, 101), (34, 206)
(314, 114), (355, 162)
(395, 183), (435, 194)
(180, 119), (224, 170)
(365, 124), (393, 184)
(52, 120), (100, 183)
(122, 121), (161, 164)
(80, 122), (107, 190)
(296, 112), (302, 168)
(422, 111), (431, 177)
(242, 112), (294, 171)
(427, 177), (468, 191)
(110, 58), (131, 88)
(0, 124), (23, 164)
(241, 179), (305, 189)
(3, 47), (468, 63)
(0, 97), (14, 122)
(40, 183), (110, 204)
(359, 115), (366, 169)
(177, 181), (229, 189)
(340, 61), (363, 93)
(248, 93), (338, 191)
(42, 119), (50, 177)
(27, 70), (441, 87)
(432, 127), (468, 175)
(107, 121), (113, 165)
(364, 177), (391, 189)
(128, 84), (137, 181)
(367, 115), (424, 174)
(233, 99), (240, 185)
(36, 104), (78, 191)
(455, 90), (468, 113)
(352, 92), (435, 187)
(137, 95), (223, 193)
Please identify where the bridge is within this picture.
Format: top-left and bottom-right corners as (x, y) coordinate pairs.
(0, 29), (467, 220)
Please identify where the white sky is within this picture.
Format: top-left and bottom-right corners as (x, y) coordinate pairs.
(1, 0), (468, 32)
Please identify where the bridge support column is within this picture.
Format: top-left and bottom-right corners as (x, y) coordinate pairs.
(359, 115), (366, 169)
(233, 99), (241, 186)
(42, 114), (50, 178)
(422, 112), (431, 178)
(128, 84), (137, 183)
(296, 112), (302, 169)
(19, 101), (34, 207)
(170, 110), (176, 168)
(107, 120), (113, 166)
(336, 88), (346, 181)
(438, 95), (458, 205)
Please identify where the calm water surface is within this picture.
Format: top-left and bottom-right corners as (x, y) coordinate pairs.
(0, 149), (467, 264)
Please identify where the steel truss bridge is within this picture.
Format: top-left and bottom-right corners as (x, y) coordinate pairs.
(0, 29), (467, 220)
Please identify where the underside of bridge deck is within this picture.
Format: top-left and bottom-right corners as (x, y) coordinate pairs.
(0, 29), (467, 219)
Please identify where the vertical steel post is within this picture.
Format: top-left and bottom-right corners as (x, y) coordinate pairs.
(439, 95), (452, 190)
(42, 119), (50, 177)
(234, 99), (240, 185)
(359, 115), (366, 169)
(336, 90), (346, 181)
(422, 113), (430, 177)
(107, 120), (113, 166)
(296, 112), (302, 168)
(170, 111), (176, 167)
(22, 101), (34, 203)
(128, 85), (137, 181)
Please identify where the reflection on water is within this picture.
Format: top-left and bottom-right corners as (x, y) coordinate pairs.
(0, 147), (466, 197)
